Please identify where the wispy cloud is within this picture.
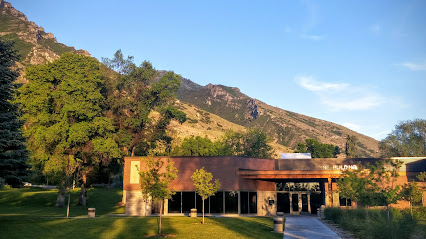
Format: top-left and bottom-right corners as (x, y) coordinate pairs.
(343, 122), (361, 131)
(322, 95), (386, 111)
(295, 75), (388, 111)
(301, 34), (326, 41)
(400, 61), (426, 71)
(297, 76), (347, 91)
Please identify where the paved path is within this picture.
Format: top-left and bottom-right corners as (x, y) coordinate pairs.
(284, 215), (341, 239)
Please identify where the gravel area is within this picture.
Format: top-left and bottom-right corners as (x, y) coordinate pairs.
(319, 219), (357, 239)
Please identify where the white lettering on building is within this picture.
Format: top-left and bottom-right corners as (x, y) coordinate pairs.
(332, 165), (358, 170)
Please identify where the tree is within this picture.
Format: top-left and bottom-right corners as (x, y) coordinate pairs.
(191, 167), (220, 224)
(400, 181), (423, 216)
(0, 37), (29, 187)
(138, 157), (177, 235)
(338, 159), (402, 219)
(16, 53), (121, 206)
(102, 50), (186, 157)
(379, 119), (426, 157)
(171, 136), (222, 156)
(295, 139), (340, 158)
(222, 128), (273, 158)
(345, 135), (359, 158)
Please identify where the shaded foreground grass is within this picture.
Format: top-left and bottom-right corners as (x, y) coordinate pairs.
(0, 188), (282, 239)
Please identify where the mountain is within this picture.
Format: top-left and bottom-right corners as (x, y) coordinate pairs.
(176, 79), (379, 157)
(1, 1), (379, 157)
(0, 0), (87, 82)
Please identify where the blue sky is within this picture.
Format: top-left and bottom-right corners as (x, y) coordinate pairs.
(8, 0), (426, 140)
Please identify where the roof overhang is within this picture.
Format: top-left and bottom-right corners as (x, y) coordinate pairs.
(237, 170), (343, 179)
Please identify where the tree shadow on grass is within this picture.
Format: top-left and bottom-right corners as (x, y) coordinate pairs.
(209, 217), (282, 239)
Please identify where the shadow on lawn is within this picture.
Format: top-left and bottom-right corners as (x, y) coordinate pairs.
(209, 217), (279, 238)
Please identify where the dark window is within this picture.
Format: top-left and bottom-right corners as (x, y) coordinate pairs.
(339, 197), (352, 207)
(196, 193), (210, 213)
(225, 191), (238, 214)
(240, 191), (248, 214)
(210, 191), (223, 213)
(249, 192), (257, 214)
(182, 191), (195, 213)
(168, 192), (181, 213)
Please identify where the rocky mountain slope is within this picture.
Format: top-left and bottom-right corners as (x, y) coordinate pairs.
(177, 79), (379, 157)
(1, 0), (379, 157)
(0, 0), (88, 82)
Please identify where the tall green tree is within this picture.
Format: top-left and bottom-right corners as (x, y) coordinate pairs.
(172, 136), (222, 156)
(138, 157), (177, 235)
(222, 128), (273, 158)
(191, 167), (221, 224)
(295, 139), (340, 158)
(16, 53), (121, 206)
(102, 50), (186, 156)
(345, 135), (359, 158)
(379, 119), (426, 157)
(0, 37), (29, 187)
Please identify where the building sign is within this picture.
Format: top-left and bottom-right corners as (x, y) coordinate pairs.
(333, 165), (358, 170)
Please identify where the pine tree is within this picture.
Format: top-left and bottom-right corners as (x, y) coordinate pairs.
(0, 37), (28, 187)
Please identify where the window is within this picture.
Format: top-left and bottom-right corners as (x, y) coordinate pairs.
(210, 191), (223, 213)
(182, 192), (195, 213)
(225, 191), (238, 213)
(168, 192), (181, 213)
(339, 197), (352, 207)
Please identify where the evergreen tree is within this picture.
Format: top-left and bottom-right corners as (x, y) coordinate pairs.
(0, 37), (28, 187)
(345, 135), (359, 158)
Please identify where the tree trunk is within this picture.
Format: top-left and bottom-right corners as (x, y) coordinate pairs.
(159, 200), (163, 235)
(55, 184), (66, 207)
(66, 193), (70, 218)
(202, 198), (205, 224)
(410, 201), (412, 216)
(77, 183), (87, 206)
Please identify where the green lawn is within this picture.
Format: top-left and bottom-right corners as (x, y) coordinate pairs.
(0, 187), (282, 239)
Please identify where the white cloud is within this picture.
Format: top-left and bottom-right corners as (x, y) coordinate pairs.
(301, 34), (326, 41)
(343, 122), (361, 131)
(322, 95), (386, 111)
(296, 76), (348, 92)
(400, 61), (426, 71)
(295, 75), (388, 111)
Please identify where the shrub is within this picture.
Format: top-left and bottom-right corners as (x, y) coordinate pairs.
(324, 207), (343, 224)
(412, 206), (426, 220)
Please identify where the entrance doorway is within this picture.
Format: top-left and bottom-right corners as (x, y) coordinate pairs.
(291, 194), (299, 212)
(277, 193), (290, 213)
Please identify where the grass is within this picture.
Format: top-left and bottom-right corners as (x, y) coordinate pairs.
(0, 187), (282, 239)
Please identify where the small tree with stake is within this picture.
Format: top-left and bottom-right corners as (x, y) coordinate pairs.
(138, 157), (177, 235)
(191, 167), (221, 224)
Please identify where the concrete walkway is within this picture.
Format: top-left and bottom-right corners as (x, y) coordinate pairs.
(284, 215), (341, 239)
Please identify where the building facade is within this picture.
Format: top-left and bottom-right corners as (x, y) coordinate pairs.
(123, 156), (426, 216)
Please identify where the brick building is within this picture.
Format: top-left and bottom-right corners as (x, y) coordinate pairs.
(123, 156), (426, 216)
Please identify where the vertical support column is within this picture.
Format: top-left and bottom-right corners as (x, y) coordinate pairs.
(327, 177), (333, 207)
(308, 194), (311, 213)
(289, 193), (293, 213)
(298, 193), (302, 213)
(164, 199), (168, 215)
(223, 192), (226, 214)
(238, 191), (241, 215)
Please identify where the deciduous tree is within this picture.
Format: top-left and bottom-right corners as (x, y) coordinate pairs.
(191, 167), (221, 224)
(16, 53), (121, 206)
(138, 157), (177, 235)
(379, 119), (426, 157)
(222, 128), (273, 158)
